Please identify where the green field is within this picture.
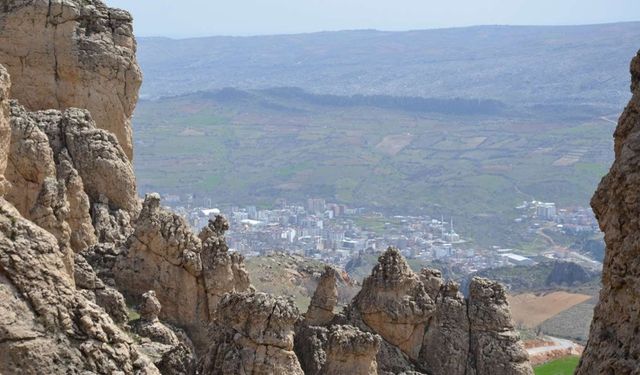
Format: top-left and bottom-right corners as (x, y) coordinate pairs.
(133, 88), (614, 247)
(534, 356), (580, 375)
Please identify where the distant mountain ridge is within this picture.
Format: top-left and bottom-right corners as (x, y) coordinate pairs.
(137, 22), (640, 110)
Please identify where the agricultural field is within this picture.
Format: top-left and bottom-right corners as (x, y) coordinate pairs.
(509, 292), (592, 328)
(534, 356), (580, 375)
(133, 88), (614, 247)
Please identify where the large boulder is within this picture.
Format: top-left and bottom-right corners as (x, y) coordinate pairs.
(0, 0), (142, 159)
(295, 324), (380, 375)
(577, 50), (640, 374)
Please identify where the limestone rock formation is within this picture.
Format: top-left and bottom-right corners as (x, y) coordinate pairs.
(198, 292), (305, 375)
(419, 281), (469, 375)
(74, 253), (129, 324)
(134, 291), (181, 346)
(5, 101), (138, 252)
(351, 248), (435, 361)
(132, 291), (197, 375)
(0, 198), (159, 374)
(305, 266), (339, 326)
(0, 0), (142, 159)
(467, 277), (533, 375)
(199, 215), (251, 315)
(339, 248), (533, 375)
(577, 50), (640, 374)
(115, 194), (251, 352)
(295, 324), (380, 375)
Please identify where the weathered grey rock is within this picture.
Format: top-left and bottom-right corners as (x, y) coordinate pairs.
(295, 324), (380, 375)
(419, 281), (469, 375)
(62, 109), (139, 215)
(577, 50), (640, 374)
(133, 291), (180, 346)
(115, 194), (251, 352)
(198, 292), (305, 375)
(467, 277), (533, 375)
(0, 198), (159, 374)
(74, 253), (129, 324)
(0, 0), (142, 159)
(305, 266), (339, 326)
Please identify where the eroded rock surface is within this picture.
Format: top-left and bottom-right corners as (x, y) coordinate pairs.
(467, 277), (533, 375)
(295, 324), (380, 375)
(0, 0), (142, 159)
(0, 198), (159, 374)
(305, 266), (339, 326)
(338, 248), (532, 375)
(115, 194), (251, 352)
(198, 292), (304, 375)
(577, 50), (640, 374)
(5, 102), (137, 252)
(351, 248), (435, 360)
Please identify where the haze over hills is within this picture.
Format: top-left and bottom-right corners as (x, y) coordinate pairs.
(137, 22), (640, 110)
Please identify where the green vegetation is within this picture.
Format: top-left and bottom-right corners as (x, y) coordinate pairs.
(534, 356), (580, 375)
(133, 88), (614, 247)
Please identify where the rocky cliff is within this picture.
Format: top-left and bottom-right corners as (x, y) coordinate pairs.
(0, 0), (142, 159)
(0, 1), (544, 374)
(328, 248), (533, 375)
(576, 50), (640, 374)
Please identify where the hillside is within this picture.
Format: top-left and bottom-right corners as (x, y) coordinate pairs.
(133, 87), (614, 246)
(137, 23), (640, 111)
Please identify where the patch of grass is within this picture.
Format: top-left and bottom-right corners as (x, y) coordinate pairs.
(534, 356), (580, 375)
(127, 307), (140, 322)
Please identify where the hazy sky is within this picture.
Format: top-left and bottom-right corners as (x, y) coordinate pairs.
(107, 0), (640, 38)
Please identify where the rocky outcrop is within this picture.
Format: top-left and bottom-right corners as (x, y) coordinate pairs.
(305, 266), (339, 326)
(132, 291), (196, 375)
(419, 281), (469, 375)
(4, 101), (137, 252)
(198, 292), (304, 375)
(351, 248), (435, 361)
(115, 193), (251, 352)
(0, 198), (159, 374)
(74, 253), (129, 324)
(295, 324), (380, 375)
(338, 248), (533, 375)
(467, 277), (533, 375)
(199, 215), (251, 316)
(0, 0), (142, 159)
(577, 50), (640, 374)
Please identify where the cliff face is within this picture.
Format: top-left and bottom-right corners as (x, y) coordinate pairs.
(0, 0), (142, 159)
(577, 50), (640, 374)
